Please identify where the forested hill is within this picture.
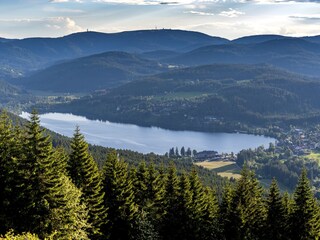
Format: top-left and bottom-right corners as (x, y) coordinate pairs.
(0, 29), (228, 79)
(39, 64), (320, 132)
(20, 51), (168, 93)
(167, 38), (320, 76)
(2, 31), (320, 81)
(231, 34), (289, 44)
(1, 111), (320, 239)
(0, 80), (33, 109)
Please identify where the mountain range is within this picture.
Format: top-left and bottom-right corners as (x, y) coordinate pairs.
(1, 29), (320, 131)
(20, 51), (168, 92)
(0, 29), (228, 80)
(1, 29), (320, 82)
(165, 38), (320, 76)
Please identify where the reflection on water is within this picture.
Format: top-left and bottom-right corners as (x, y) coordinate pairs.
(20, 112), (275, 155)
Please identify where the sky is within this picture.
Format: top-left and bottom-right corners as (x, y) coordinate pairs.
(0, 0), (319, 39)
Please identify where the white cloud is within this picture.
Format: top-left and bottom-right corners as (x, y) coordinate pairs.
(219, 8), (245, 17)
(44, 6), (84, 13)
(184, 10), (215, 15)
(0, 17), (83, 38)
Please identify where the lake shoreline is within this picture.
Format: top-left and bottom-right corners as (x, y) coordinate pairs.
(20, 112), (276, 155)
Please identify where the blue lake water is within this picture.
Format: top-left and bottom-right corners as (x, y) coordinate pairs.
(20, 112), (275, 154)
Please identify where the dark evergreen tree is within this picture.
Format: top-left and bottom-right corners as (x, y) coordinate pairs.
(175, 147), (179, 157)
(134, 161), (148, 208)
(186, 147), (192, 157)
(188, 168), (207, 238)
(266, 178), (286, 240)
(102, 150), (139, 240)
(175, 173), (193, 240)
(145, 162), (165, 222)
(130, 211), (160, 240)
(226, 167), (266, 240)
(282, 191), (293, 233)
(169, 148), (175, 158)
(0, 112), (23, 233)
(202, 187), (221, 240)
(68, 126), (107, 239)
(160, 163), (180, 240)
(220, 183), (234, 240)
(180, 147), (185, 157)
(290, 169), (320, 239)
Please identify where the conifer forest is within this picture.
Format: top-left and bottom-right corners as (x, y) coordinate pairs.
(0, 111), (319, 240)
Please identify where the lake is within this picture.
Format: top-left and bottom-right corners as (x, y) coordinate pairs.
(20, 112), (275, 154)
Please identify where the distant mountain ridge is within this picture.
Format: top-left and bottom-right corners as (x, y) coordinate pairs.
(1, 29), (320, 81)
(231, 34), (290, 44)
(0, 29), (228, 80)
(166, 38), (320, 76)
(20, 51), (168, 92)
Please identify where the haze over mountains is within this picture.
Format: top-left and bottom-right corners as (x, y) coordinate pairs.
(0, 30), (227, 80)
(0, 29), (315, 94)
(0, 29), (319, 83)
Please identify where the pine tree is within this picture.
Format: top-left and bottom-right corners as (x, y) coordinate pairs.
(186, 148), (192, 157)
(227, 167), (266, 240)
(180, 147), (185, 157)
(220, 183), (234, 240)
(18, 111), (89, 239)
(0, 111), (23, 233)
(134, 161), (149, 208)
(145, 162), (165, 223)
(175, 173), (193, 240)
(175, 147), (179, 157)
(102, 150), (139, 240)
(169, 148), (175, 158)
(266, 178), (286, 240)
(49, 175), (89, 240)
(290, 169), (320, 239)
(188, 168), (208, 239)
(202, 187), (221, 240)
(282, 191), (293, 233)
(68, 127), (106, 239)
(160, 163), (180, 240)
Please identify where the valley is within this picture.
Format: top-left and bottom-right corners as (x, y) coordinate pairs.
(1, 29), (320, 201)
(2, 0), (320, 237)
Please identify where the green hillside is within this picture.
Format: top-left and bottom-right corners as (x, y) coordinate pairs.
(21, 51), (168, 93)
(0, 80), (34, 109)
(37, 64), (320, 132)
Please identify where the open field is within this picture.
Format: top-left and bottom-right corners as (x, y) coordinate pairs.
(195, 161), (241, 179)
(195, 161), (235, 170)
(305, 152), (320, 165)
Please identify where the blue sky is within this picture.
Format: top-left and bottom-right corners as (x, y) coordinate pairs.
(0, 0), (319, 39)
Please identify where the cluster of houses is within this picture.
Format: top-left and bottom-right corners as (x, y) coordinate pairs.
(275, 127), (320, 156)
(193, 150), (236, 162)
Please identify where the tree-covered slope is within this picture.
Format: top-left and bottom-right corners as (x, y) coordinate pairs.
(232, 34), (290, 44)
(167, 38), (320, 76)
(0, 80), (33, 109)
(0, 29), (228, 80)
(37, 64), (320, 132)
(21, 51), (168, 93)
(1, 113), (320, 239)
